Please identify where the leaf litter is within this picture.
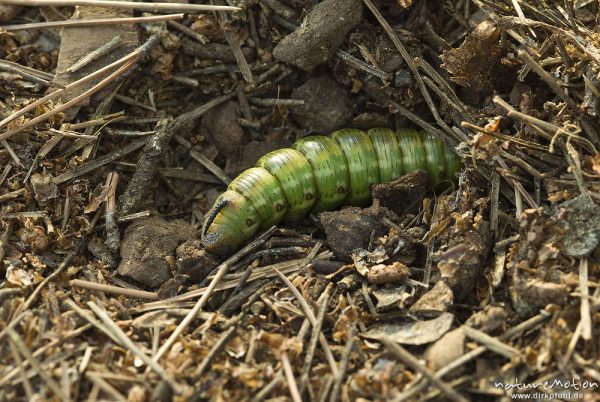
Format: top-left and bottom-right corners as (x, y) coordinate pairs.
(1, 0), (600, 401)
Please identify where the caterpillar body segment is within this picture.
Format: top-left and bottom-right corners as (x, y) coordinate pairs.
(202, 128), (462, 255)
(331, 129), (380, 206)
(292, 136), (349, 212)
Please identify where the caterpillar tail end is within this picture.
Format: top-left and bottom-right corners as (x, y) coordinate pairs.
(201, 191), (261, 256)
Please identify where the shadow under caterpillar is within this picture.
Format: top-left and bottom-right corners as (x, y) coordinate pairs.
(202, 128), (462, 255)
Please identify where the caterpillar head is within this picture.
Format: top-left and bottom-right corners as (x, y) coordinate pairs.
(201, 190), (261, 256)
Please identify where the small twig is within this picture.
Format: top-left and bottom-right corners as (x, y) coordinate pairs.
(150, 227), (277, 364)
(379, 336), (468, 402)
(173, 133), (232, 185)
(273, 268), (340, 378)
(461, 326), (521, 360)
(87, 302), (178, 389)
(6, 328), (69, 401)
(67, 36), (123, 73)
(300, 285), (332, 393)
(494, 156), (538, 208)
(54, 136), (149, 184)
(66, 112), (126, 130)
(328, 324), (356, 402)
(1, 0), (240, 12)
(563, 285), (600, 364)
(578, 258), (592, 341)
(118, 118), (174, 216)
(0, 62), (63, 88)
(173, 91), (236, 126)
(0, 163), (12, 187)
(8, 337), (34, 399)
(1, 13), (184, 31)
(69, 279), (158, 299)
(193, 326), (237, 378)
(0, 188), (25, 202)
(167, 20), (206, 44)
(249, 98), (305, 106)
(217, 7), (254, 83)
(170, 75), (199, 87)
(84, 373), (126, 402)
(281, 352), (303, 402)
(251, 371), (284, 402)
(104, 172), (120, 250)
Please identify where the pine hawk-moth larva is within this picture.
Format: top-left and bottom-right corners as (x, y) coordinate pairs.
(202, 128), (462, 255)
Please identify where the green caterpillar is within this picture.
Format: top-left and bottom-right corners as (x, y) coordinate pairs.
(202, 128), (462, 255)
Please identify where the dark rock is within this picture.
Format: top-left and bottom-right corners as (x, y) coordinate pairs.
(319, 206), (392, 261)
(273, 0), (363, 71)
(437, 229), (487, 300)
(88, 237), (117, 268)
(176, 240), (220, 283)
(290, 76), (354, 133)
(556, 194), (600, 257)
(372, 170), (428, 216)
(118, 216), (195, 288)
(201, 101), (247, 156)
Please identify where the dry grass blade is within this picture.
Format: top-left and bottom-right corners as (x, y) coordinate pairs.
(6, 328), (69, 401)
(0, 58), (138, 142)
(273, 268), (340, 378)
(70, 279), (158, 299)
(281, 351), (303, 402)
(84, 373), (126, 402)
(0, 49), (138, 130)
(8, 338), (34, 400)
(578, 258), (592, 341)
(362, 0), (467, 146)
(462, 326), (521, 359)
(0, 0), (241, 12)
(86, 301), (178, 390)
(379, 336), (468, 402)
(0, 13), (184, 31)
(329, 324), (356, 402)
(2, 1), (600, 400)
(150, 226), (277, 365)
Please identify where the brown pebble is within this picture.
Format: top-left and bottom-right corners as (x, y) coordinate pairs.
(176, 240), (220, 283)
(117, 216), (196, 288)
(290, 76), (354, 133)
(273, 0), (363, 71)
(366, 261), (410, 284)
(201, 101), (247, 156)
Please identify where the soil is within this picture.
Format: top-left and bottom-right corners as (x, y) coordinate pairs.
(1, 1), (600, 401)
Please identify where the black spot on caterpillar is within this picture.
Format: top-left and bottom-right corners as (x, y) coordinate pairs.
(202, 128), (462, 255)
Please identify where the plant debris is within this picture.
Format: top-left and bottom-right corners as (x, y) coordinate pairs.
(1, 0), (600, 401)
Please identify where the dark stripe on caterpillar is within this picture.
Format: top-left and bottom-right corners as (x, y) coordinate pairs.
(202, 128), (462, 255)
